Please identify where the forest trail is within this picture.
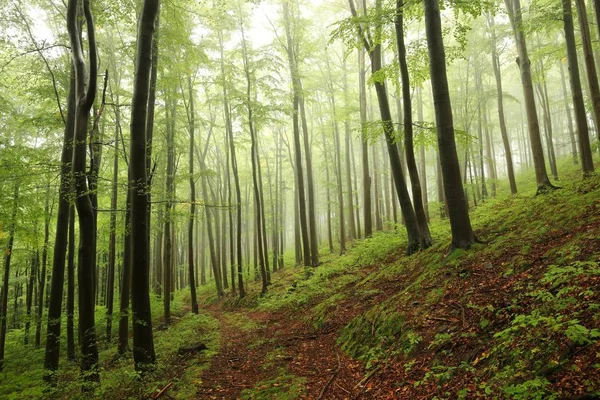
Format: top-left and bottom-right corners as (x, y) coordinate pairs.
(195, 304), (367, 399)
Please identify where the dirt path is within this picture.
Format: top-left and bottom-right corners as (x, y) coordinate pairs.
(194, 307), (367, 399)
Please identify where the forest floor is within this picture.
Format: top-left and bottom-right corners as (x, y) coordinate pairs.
(185, 163), (600, 400)
(2, 162), (600, 400)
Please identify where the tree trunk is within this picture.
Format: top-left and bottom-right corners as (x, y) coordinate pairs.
(575, 0), (600, 148)
(0, 182), (19, 371)
(558, 60), (579, 164)
(67, 0), (99, 381)
(487, 14), (517, 194)
(563, 0), (595, 174)
(359, 47), (372, 238)
(424, 0), (475, 250)
(187, 76), (199, 313)
(504, 0), (553, 193)
(44, 65), (75, 375)
(396, 2), (431, 247)
(66, 206), (76, 361)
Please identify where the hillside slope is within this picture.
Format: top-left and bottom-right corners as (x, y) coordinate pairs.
(194, 165), (600, 400)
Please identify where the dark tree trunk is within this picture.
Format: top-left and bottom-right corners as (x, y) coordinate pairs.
(44, 66), (75, 375)
(575, 0), (600, 148)
(0, 182), (19, 371)
(66, 206), (76, 361)
(396, 2), (432, 247)
(563, 0), (595, 174)
(424, 0), (475, 250)
(187, 76), (199, 313)
(67, 0), (99, 382)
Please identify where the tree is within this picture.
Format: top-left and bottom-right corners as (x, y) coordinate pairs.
(128, 0), (159, 369)
(67, 0), (100, 382)
(186, 76), (199, 314)
(348, 0), (422, 254)
(486, 13), (517, 195)
(562, 0), (595, 174)
(423, 0), (475, 250)
(504, 0), (554, 193)
(395, 0), (432, 247)
(0, 181), (19, 371)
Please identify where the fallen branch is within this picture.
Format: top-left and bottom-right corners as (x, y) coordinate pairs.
(152, 382), (172, 399)
(426, 316), (458, 324)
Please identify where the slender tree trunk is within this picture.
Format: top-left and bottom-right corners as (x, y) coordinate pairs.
(416, 88), (429, 219)
(558, 61), (579, 164)
(66, 206), (76, 361)
(105, 107), (119, 342)
(187, 77), (198, 313)
(283, 2), (311, 267)
(487, 14), (517, 194)
(396, 2), (431, 247)
(35, 188), (51, 347)
(359, 48), (372, 238)
(25, 254), (36, 344)
(44, 66), (75, 375)
(0, 182), (19, 370)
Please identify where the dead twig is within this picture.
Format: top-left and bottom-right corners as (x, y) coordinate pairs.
(317, 353), (341, 400)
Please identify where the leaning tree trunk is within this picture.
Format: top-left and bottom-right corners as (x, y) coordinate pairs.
(504, 0), (553, 193)
(349, 0), (421, 254)
(396, 1), (432, 247)
(563, 0), (595, 174)
(424, 0), (475, 250)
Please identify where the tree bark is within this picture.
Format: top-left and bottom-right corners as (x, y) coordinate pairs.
(504, 0), (553, 193)
(186, 76), (199, 313)
(424, 0), (475, 250)
(563, 0), (595, 174)
(359, 47), (372, 238)
(0, 182), (19, 371)
(44, 65), (75, 375)
(487, 14), (517, 195)
(68, 0), (99, 381)
(396, 2), (431, 247)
